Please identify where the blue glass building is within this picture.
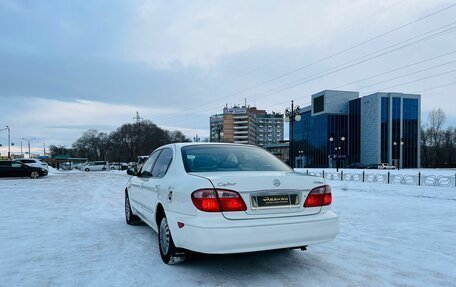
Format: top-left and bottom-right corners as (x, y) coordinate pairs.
(291, 90), (421, 168)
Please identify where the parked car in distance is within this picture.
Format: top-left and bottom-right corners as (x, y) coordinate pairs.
(379, 163), (396, 169)
(346, 163), (366, 169)
(0, 160), (48, 178)
(136, 155), (149, 171)
(366, 163), (396, 170)
(15, 158), (49, 170)
(124, 143), (339, 264)
(110, 162), (128, 170)
(83, 161), (109, 171)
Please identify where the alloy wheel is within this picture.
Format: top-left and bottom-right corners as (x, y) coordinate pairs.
(159, 218), (170, 255)
(125, 196), (131, 220)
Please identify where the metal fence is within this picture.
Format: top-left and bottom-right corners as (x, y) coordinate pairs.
(296, 169), (456, 188)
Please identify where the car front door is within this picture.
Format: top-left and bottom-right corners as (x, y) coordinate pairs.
(10, 162), (29, 177)
(140, 148), (174, 224)
(129, 150), (161, 217)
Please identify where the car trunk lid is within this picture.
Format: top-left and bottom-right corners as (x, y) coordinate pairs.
(189, 171), (325, 220)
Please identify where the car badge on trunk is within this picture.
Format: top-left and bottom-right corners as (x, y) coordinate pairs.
(273, 179), (281, 187)
(218, 182), (236, 187)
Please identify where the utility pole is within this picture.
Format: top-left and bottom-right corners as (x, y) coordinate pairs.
(0, 126), (10, 159)
(43, 143), (46, 156)
(21, 141), (23, 155)
(22, 137), (36, 158)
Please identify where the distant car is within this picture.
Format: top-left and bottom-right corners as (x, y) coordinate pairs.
(0, 160), (48, 178)
(83, 161), (109, 172)
(379, 163), (396, 170)
(347, 163), (366, 169)
(125, 143), (339, 264)
(366, 163), (396, 170)
(110, 163), (128, 170)
(136, 156), (149, 171)
(15, 158), (49, 170)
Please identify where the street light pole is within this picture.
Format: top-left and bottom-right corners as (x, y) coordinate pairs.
(22, 137), (36, 159)
(215, 126), (224, 143)
(285, 100), (301, 168)
(0, 126), (10, 159)
(330, 136), (345, 171)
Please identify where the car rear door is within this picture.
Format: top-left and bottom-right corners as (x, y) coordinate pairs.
(139, 148), (174, 223)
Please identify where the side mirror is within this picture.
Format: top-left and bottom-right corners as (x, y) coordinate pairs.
(127, 168), (137, 176)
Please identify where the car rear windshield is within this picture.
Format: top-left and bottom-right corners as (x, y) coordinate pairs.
(181, 145), (291, 172)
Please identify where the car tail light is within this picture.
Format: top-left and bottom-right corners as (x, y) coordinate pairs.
(191, 189), (220, 212)
(191, 189), (247, 212)
(304, 185), (332, 207)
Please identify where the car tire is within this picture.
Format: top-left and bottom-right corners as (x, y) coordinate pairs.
(102, 167), (106, 171)
(158, 216), (186, 265)
(85, 168), (89, 172)
(125, 192), (141, 225)
(30, 171), (40, 179)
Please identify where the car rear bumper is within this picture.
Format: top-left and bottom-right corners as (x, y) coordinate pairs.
(167, 210), (339, 254)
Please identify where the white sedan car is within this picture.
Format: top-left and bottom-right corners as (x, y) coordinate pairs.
(124, 143), (339, 264)
(15, 158), (49, 170)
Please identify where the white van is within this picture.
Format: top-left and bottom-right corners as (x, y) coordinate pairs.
(83, 161), (109, 171)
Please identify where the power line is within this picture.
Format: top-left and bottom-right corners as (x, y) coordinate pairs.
(364, 68), (456, 93)
(158, 56), (456, 129)
(150, 3), (456, 123)
(233, 23), (456, 105)
(356, 59), (456, 90)
(413, 81), (456, 93)
(333, 50), (456, 89)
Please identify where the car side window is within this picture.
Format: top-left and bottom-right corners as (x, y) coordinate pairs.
(151, 148), (173, 178)
(11, 162), (23, 168)
(140, 150), (162, 177)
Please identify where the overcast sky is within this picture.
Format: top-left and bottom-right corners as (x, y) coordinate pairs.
(1, 0), (456, 155)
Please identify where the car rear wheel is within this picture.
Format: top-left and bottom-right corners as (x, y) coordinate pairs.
(125, 192), (141, 225)
(85, 168), (89, 172)
(30, 171), (40, 179)
(102, 167), (106, 171)
(158, 216), (186, 264)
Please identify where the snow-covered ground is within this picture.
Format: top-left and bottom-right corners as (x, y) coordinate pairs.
(1, 172), (455, 287)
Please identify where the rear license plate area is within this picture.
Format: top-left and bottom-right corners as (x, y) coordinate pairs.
(251, 194), (299, 209)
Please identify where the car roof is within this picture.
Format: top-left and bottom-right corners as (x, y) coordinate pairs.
(172, 142), (258, 149)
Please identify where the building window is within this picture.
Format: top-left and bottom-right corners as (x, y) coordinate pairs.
(381, 97), (389, 163)
(313, 96), (324, 114)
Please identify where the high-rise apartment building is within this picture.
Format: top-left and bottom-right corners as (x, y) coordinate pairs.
(209, 106), (284, 147)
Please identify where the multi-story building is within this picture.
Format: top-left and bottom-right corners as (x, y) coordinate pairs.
(210, 106), (284, 146)
(291, 90), (421, 168)
(256, 113), (284, 147)
(209, 114), (224, 142)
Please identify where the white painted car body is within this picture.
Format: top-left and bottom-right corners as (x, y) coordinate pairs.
(125, 143), (338, 256)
